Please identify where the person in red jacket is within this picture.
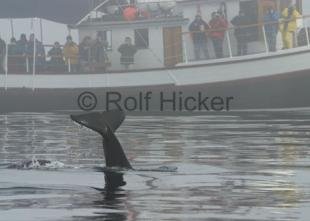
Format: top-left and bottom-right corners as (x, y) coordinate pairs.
(209, 12), (228, 58)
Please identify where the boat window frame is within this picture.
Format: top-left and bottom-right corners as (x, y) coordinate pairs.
(134, 28), (149, 49)
(97, 30), (113, 51)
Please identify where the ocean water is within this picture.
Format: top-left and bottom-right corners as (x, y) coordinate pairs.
(0, 110), (310, 221)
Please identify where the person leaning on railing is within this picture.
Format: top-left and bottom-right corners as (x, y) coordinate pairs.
(118, 37), (137, 70)
(264, 7), (279, 52)
(280, 4), (301, 49)
(27, 33), (46, 72)
(79, 36), (93, 72)
(231, 10), (251, 56)
(91, 33), (110, 72)
(47, 42), (65, 72)
(63, 36), (79, 73)
(0, 35), (5, 73)
(16, 34), (28, 72)
(209, 11), (228, 59)
(189, 14), (210, 60)
(8, 37), (19, 73)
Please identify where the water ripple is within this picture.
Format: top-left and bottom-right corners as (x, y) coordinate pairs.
(0, 111), (309, 220)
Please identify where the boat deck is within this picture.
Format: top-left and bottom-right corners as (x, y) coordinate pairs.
(1, 47), (310, 89)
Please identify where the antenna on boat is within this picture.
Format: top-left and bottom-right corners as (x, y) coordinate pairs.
(30, 18), (36, 91)
(39, 19), (44, 43)
(9, 19), (14, 38)
(196, 3), (201, 16)
(76, 0), (111, 26)
(220, 2), (227, 19)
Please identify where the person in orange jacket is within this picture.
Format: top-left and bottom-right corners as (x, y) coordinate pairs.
(209, 11), (228, 58)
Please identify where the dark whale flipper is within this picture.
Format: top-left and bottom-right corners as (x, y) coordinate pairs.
(70, 110), (132, 169)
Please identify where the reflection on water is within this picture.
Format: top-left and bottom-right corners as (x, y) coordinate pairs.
(0, 110), (310, 220)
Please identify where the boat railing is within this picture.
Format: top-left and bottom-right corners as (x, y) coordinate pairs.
(2, 15), (310, 90)
(181, 15), (310, 62)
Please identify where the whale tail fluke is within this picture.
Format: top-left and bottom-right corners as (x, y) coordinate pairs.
(70, 110), (132, 169)
(70, 110), (125, 135)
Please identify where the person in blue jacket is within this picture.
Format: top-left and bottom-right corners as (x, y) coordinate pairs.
(189, 14), (210, 60)
(264, 7), (279, 52)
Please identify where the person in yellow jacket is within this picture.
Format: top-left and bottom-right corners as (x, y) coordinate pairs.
(63, 36), (79, 72)
(280, 5), (301, 49)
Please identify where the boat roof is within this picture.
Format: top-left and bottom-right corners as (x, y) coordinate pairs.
(0, 0), (103, 25)
(0, 0), (232, 25)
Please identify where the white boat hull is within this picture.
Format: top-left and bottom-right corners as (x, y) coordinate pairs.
(1, 48), (310, 114)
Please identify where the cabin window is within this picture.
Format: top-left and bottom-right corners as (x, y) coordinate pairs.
(134, 29), (149, 49)
(97, 30), (112, 50)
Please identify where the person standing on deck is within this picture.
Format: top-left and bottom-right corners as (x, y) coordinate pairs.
(118, 37), (137, 70)
(63, 36), (79, 73)
(209, 12), (228, 58)
(264, 7), (279, 52)
(47, 42), (65, 72)
(280, 4), (301, 49)
(231, 10), (250, 56)
(79, 36), (93, 72)
(16, 34), (28, 72)
(8, 37), (19, 73)
(0, 36), (6, 73)
(27, 33), (46, 71)
(92, 33), (109, 72)
(189, 14), (210, 60)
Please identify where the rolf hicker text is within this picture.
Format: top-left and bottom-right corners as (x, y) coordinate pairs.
(78, 91), (234, 112)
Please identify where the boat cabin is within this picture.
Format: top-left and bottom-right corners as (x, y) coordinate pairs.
(78, 15), (188, 70)
(75, 0), (307, 69)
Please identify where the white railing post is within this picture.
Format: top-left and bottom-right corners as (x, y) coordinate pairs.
(68, 58), (71, 73)
(226, 31), (233, 58)
(4, 42), (8, 90)
(304, 21), (310, 47)
(32, 36), (36, 91)
(262, 25), (269, 53)
(183, 35), (188, 63)
(26, 57), (29, 72)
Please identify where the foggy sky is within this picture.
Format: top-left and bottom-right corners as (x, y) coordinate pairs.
(0, 19), (78, 45)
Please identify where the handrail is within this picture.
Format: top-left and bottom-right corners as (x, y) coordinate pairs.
(2, 13), (307, 54)
(182, 14), (306, 35)
(1, 14), (310, 88)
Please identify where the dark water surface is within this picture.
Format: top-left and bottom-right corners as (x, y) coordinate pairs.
(0, 110), (310, 221)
